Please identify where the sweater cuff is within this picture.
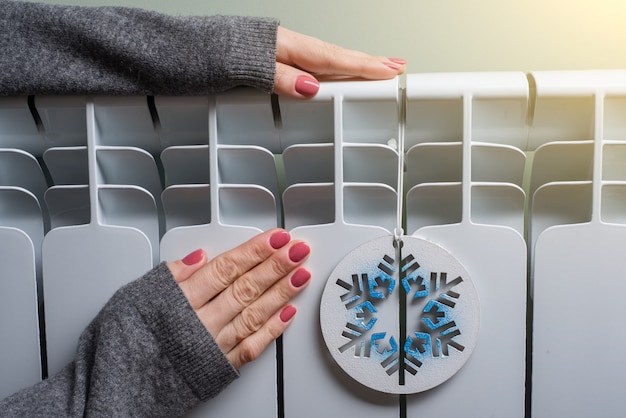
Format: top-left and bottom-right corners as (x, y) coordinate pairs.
(224, 16), (278, 93)
(127, 262), (239, 401)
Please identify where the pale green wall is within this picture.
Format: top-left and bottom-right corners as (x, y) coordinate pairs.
(24, 0), (626, 73)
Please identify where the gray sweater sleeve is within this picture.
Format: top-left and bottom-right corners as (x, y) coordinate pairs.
(0, 0), (278, 96)
(0, 263), (239, 417)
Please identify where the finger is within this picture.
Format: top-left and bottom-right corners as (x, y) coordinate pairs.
(276, 27), (406, 80)
(178, 228), (292, 308)
(198, 241), (310, 335)
(274, 62), (320, 98)
(166, 249), (208, 283)
(226, 304), (298, 370)
(213, 267), (311, 353)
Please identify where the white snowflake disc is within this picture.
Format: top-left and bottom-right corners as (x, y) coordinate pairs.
(320, 235), (480, 394)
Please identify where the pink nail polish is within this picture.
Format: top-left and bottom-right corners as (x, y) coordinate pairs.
(270, 230), (290, 249)
(290, 268), (311, 288)
(280, 305), (297, 322)
(295, 75), (320, 97)
(182, 249), (204, 266)
(289, 242), (310, 263)
(389, 57), (407, 65)
(383, 61), (402, 70)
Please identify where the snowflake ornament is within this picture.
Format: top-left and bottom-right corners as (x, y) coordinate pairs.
(320, 235), (480, 394)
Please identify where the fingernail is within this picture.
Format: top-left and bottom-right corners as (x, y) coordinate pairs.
(383, 61), (402, 70)
(289, 242), (310, 263)
(270, 230), (291, 249)
(295, 75), (320, 97)
(182, 249), (204, 265)
(280, 305), (297, 323)
(290, 268), (311, 288)
(389, 57), (407, 65)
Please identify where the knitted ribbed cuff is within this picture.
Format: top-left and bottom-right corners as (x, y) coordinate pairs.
(223, 16), (278, 93)
(127, 263), (239, 401)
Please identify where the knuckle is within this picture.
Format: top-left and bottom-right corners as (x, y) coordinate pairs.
(267, 256), (289, 279)
(271, 283), (293, 306)
(231, 276), (260, 308)
(265, 322), (283, 341)
(232, 321), (286, 368)
(211, 255), (239, 287)
(251, 239), (270, 262)
(236, 307), (264, 337)
(319, 43), (340, 73)
(237, 340), (263, 366)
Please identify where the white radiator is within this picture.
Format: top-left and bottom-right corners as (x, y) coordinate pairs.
(1, 70), (625, 418)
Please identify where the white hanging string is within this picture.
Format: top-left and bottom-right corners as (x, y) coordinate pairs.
(393, 85), (406, 243)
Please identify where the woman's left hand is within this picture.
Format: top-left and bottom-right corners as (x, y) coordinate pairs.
(273, 26), (406, 98)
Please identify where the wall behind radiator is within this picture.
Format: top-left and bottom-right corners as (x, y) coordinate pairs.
(22, 0), (626, 73)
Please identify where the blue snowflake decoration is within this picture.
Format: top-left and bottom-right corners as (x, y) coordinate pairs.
(320, 236), (480, 394)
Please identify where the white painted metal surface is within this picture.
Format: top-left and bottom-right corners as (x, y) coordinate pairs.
(2, 71), (626, 417)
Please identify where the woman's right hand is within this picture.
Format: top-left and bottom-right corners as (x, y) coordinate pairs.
(166, 228), (310, 369)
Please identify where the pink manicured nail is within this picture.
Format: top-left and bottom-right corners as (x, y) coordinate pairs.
(280, 305), (297, 322)
(182, 249), (204, 266)
(270, 230), (291, 249)
(290, 268), (311, 288)
(289, 242), (310, 263)
(389, 57), (407, 65)
(383, 61), (402, 70)
(295, 75), (320, 97)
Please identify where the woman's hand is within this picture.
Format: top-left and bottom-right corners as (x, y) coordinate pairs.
(274, 26), (406, 98)
(166, 229), (310, 370)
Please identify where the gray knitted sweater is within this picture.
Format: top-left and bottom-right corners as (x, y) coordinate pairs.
(0, 0), (277, 95)
(0, 0), (279, 416)
(1, 264), (239, 417)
